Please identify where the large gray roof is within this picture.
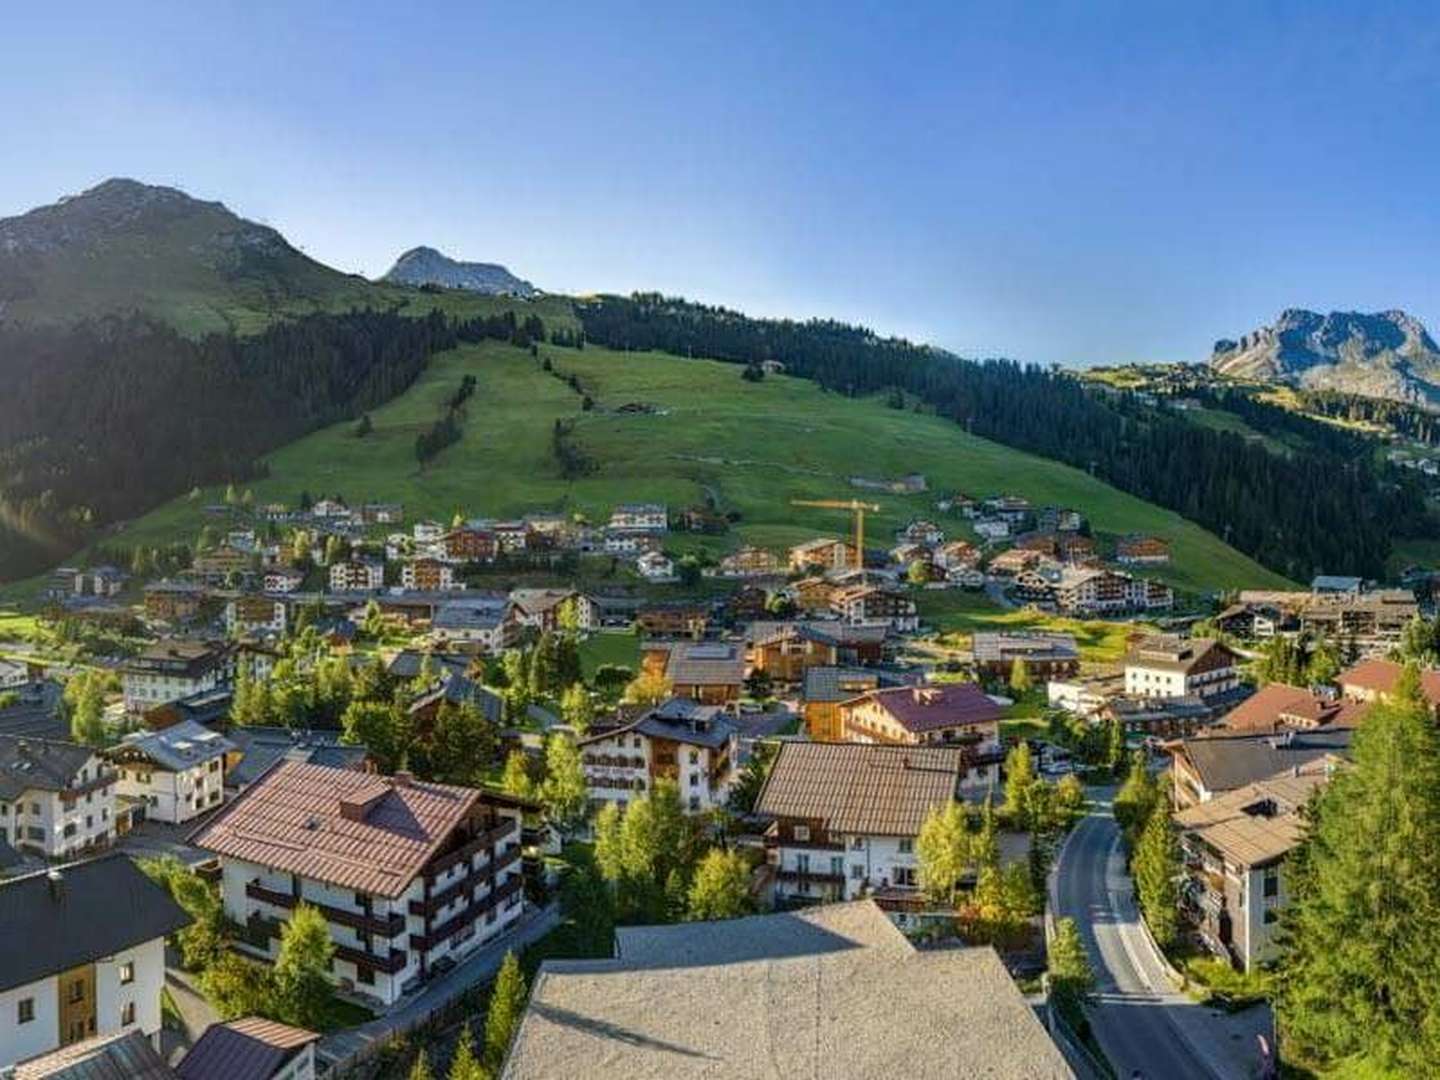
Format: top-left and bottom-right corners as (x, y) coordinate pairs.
(110, 719), (233, 772)
(0, 735), (96, 801)
(1178, 728), (1353, 793)
(503, 901), (1073, 1080)
(13, 1029), (176, 1080)
(0, 854), (190, 993)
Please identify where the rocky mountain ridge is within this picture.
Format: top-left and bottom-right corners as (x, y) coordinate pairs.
(382, 245), (536, 297)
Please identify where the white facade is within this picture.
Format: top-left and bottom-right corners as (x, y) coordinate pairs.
(114, 755), (224, 825)
(580, 729), (736, 814)
(263, 569), (305, 594)
(0, 759), (116, 859)
(329, 561), (383, 592)
(770, 831), (920, 905)
(607, 504), (668, 532)
(225, 599), (287, 636)
(0, 936), (165, 1070)
(636, 552), (676, 581)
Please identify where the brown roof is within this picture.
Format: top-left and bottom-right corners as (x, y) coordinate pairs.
(851, 683), (1002, 734)
(176, 1017), (319, 1080)
(755, 743), (967, 836)
(1175, 772), (1327, 867)
(190, 761), (480, 898)
(661, 641), (746, 687)
(14, 1030), (176, 1080)
(1337, 658), (1440, 706)
(1124, 635), (1233, 674)
(1219, 684), (1369, 733)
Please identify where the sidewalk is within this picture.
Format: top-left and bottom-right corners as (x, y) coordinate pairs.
(316, 902), (560, 1070)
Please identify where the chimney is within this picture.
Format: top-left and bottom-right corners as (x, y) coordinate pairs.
(46, 868), (64, 902)
(393, 770), (414, 788)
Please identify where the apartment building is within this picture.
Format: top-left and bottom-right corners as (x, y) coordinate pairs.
(607, 503), (668, 532)
(0, 855), (188, 1069)
(755, 743), (974, 910)
(401, 558), (457, 592)
(194, 762), (527, 1009)
(0, 737), (117, 860)
(828, 585), (919, 632)
(225, 595), (288, 637)
(328, 559), (383, 592)
(579, 699), (738, 814)
(1054, 567), (1173, 615)
(121, 640), (232, 715)
(1123, 636), (1241, 701)
(838, 684), (1003, 796)
(106, 720), (233, 824)
(970, 632), (1080, 681)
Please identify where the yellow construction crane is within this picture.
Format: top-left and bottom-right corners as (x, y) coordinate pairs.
(790, 498), (881, 577)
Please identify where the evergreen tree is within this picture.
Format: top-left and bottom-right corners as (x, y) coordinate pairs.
(1132, 799), (1179, 949)
(559, 682), (593, 733)
(449, 1022), (486, 1080)
(408, 1049), (434, 1080)
(68, 672), (107, 747)
(1008, 657), (1033, 696)
(1112, 750), (1158, 849)
(273, 902), (335, 1030)
(1003, 742), (1037, 825)
(1276, 666), (1440, 1073)
(484, 951), (528, 1071)
(341, 699), (409, 774)
(686, 848), (752, 921)
(1105, 716), (1127, 773)
(1048, 917), (1095, 1005)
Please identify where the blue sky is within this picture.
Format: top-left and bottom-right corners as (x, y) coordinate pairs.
(5, 1), (1440, 366)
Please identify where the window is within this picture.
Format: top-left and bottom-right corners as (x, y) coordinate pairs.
(1263, 909), (1279, 925)
(894, 867), (918, 887)
(121, 1001), (136, 1026)
(119, 961), (134, 985)
(793, 824), (810, 842)
(850, 864), (864, 879)
(851, 837), (864, 851)
(356, 965), (375, 986)
(897, 838), (913, 854)
(68, 978), (85, 1004)
(18, 998), (34, 1024)
(1263, 872), (1279, 898)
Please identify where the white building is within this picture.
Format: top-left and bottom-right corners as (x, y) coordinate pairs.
(195, 763), (528, 1009)
(0, 855), (188, 1070)
(755, 743), (977, 912)
(0, 737), (117, 860)
(224, 596), (288, 637)
(121, 641), (232, 715)
(329, 559), (383, 592)
(636, 551), (676, 581)
(578, 699), (739, 815)
(1123, 636), (1241, 701)
(0, 659), (29, 690)
(263, 568), (305, 594)
(607, 503), (668, 532)
(106, 720), (233, 825)
(430, 600), (516, 655)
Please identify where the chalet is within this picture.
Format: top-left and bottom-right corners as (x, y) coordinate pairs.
(837, 685), (1003, 796)
(607, 503), (668, 533)
(105, 721), (233, 825)
(643, 641), (745, 705)
(1217, 683), (1368, 735)
(1054, 567), (1172, 616)
(309, 499), (350, 519)
(1336, 657), (1440, 716)
(0, 737), (117, 859)
(413, 520), (446, 544)
(889, 542), (929, 568)
(510, 589), (593, 632)
(897, 520), (944, 546)
(262, 567), (305, 594)
(122, 640), (233, 714)
(984, 495), (1032, 523)
(176, 1017), (320, 1080)
(72, 566), (126, 598)
(677, 504), (728, 534)
(636, 551), (676, 581)
(0, 855), (189, 1070)
(750, 623), (880, 683)
(1013, 531), (1059, 557)
(579, 699), (738, 814)
(985, 548), (1039, 577)
(0, 660), (29, 690)
(933, 540), (979, 571)
(191, 545), (252, 587)
(970, 632), (1080, 680)
(635, 603), (709, 639)
(401, 558), (457, 592)
(948, 567), (987, 589)
(430, 600), (516, 655)
(802, 666), (913, 742)
(1212, 601), (1290, 640)
(1101, 695), (1213, 739)
(328, 559), (383, 592)
(144, 581), (206, 624)
(1116, 535), (1171, 565)
(1310, 574), (1363, 596)
(1299, 589), (1417, 652)
(1055, 533), (1097, 563)
(756, 743), (977, 907)
(441, 527), (496, 565)
(972, 519), (1010, 543)
(407, 675), (504, 740)
(788, 576), (838, 613)
(1123, 636), (1241, 701)
(715, 546), (781, 577)
(1176, 771), (1326, 972)
(488, 520), (536, 554)
(787, 537), (855, 574)
(828, 585), (918, 631)
(225, 595), (287, 637)
(194, 762), (527, 1009)
(1167, 728), (1350, 810)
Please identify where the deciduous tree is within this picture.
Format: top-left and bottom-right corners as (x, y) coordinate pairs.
(686, 848), (752, 921)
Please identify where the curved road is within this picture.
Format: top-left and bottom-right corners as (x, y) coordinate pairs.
(1053, 799), (1269, 1080)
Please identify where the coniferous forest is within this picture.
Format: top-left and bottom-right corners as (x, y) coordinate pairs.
(576, 293), (1430, 582)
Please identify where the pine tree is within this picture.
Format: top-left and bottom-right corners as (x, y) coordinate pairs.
(1133, 799), (1179, 949)
(539, 734), (587, 835)
(1276, 666), (1440, 1072)
(484, 951), (528, 1071)
(559, 682), (593, 733)
(499, 749), (536, 801)
(1048, 917), (1095, 1005)
(449, 1022), (486, 1080)
(408, 1049), (434, 1080)
(273, 902), (335, 1029)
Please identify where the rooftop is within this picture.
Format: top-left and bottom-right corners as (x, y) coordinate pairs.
(502, 901), (1072, 1080)
(1176, 772), (1328, 867)
(14, 1030), (176, 1080)
(660, 641), (745, 687)
(755, 742), (969, 836)
(0, 734), (97, 800)
(1337, 658), (1440, 707)
(971, 631), (1079, 664)
(110, 719), (234, 771)
(175, 1017), (320, 1080)
(852, 682), (1003, 734)
(1173, 728), (1351, 794)
(1219, 683), (1369, 734)
(1125, 635), (1232, 673)
(191, 761), (481, 898)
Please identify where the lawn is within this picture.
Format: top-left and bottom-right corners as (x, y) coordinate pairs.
(915, 590), (1149, 663)
(105, 341), (1290, 596)
(577, 632), (640, 680)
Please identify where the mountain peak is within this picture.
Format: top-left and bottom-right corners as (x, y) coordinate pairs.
(1212, 308), (1440, 409)
(382, 245), (536, 297)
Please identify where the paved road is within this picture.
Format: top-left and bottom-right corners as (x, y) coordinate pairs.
(1053, 799), (1271, 1080)
(316, 902), (561, 1070)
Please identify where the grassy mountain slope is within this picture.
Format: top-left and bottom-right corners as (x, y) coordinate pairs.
(0, 179), (575, 337)
(112, 341), (1292, 594)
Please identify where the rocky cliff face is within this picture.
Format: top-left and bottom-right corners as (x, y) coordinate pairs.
(1211, 308), (1440, 408)
(381, 245), (536, 297)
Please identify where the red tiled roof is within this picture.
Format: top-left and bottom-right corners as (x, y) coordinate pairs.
(1219, 683), (1368, 733)
(1338, 659), (1440, 706)
(852, 683), (1002, 733)
(190, 761), (480, 898)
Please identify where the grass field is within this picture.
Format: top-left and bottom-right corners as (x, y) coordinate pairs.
(578, 632), (641, 679)
(107, 341), (1291, 595)
(915, 590), (1146, 662)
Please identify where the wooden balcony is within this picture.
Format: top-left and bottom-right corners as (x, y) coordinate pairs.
(407, 873), (523, 953)
(775, 868), (846, 887)
(334, 943), (408, 975)
(245, 881), (406, 938)
(426, 818), (517, 880)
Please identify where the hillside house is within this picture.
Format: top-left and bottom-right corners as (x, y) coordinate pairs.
(788, 537), (855, 574)
(105, 720), (233, 825)
(1336, 657), (1440, 716)
(1123, 636), (1241, 701)
(579, 699), (738, 814)
(194, 762), (527, 1009)
(643, 641), (745, 705)
(328, 559), (383, 592)
(970, 632), (1080, 681)
(635, 603), (709, 638)
(985, 548), (1039, 577)
(430, 600), (516, 655)
(837, 685), (1003, 796)
(122, 640), (235, 715)
(360, 502), (404, 525)
(1310, 574), (1363, 596)
(608, 503), (668, 532)
(413, 520), (445, 544)
(72, 566), (126, 598)
(1116, 535), (1171, 565)
(828, 585), (918, 631)
(788, 576), (839, 613)
(441, 528), (496, 565)
(401, 558), (457, 592)
(802, 667), (913, 742)
(1101, 695), (1213, 739)
(1054, 567), (1173, 616)
(0, 855), (189, 1070)
(262, 567), (305, 594)
(224, 596), (287, 637)
(191, 545), (253, 587)
(897, 520), (944, 546)
(309, 499), (349, 519)
(972, 519), (1010, 543)
(933, 540), (979, 571)
(510, 589), (592, 632)
(716, 546), (780, 577)
(636, 551), (676, 581)
(0, 737), (117, 860)
(984, 495), (1032, 523)
(750, 623), (883, 683)
(1167, 729), (1349, 810)
(141, 581), (205, 623)
(488, 520), (536, 554)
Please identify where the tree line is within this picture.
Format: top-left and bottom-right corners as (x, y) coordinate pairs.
(574, 293), (1430, 580)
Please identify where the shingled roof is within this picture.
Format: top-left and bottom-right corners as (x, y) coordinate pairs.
(190, 761), (481, 898)
(14, 1029), (177, 1080)
(0, 735), (97, 801)
(849, 683), (1002, 734)
(176, 1017), (320, 1080)
(755, 743), (967, 836)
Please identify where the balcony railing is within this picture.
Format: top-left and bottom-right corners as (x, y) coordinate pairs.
(775, 868), (846, 887)
(334, 943), (408, 975)
(246, 881), (406, 938)
(408, 873), (523, 953)
(426, 818), (517, 880)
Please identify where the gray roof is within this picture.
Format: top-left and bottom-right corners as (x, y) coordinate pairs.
(14, 1029), (176, 1080)
(407, 674), (504, 724)
(433, 601), (508, 631)
(385, 650), (471, 680)
(175, 1017), (320, 1080)
(111, 719), (234, 772)
(0, 854), (190, 993)
(1177, 728), (1353, 794)
(0, 735), (96, 801)
(635, 699), (736, 750)
(801, 666), (915, 704)
(0, 682), (67, 741)
(661, 641), (745, 686)
(971, 631), (1079, 664)
(224, 727), (368, 788)
(503, 901), (1073, 1080)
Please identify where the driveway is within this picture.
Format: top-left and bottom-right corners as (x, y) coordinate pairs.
(1051, 794), (1274, 1080)
(316, 902), (561, 1071)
